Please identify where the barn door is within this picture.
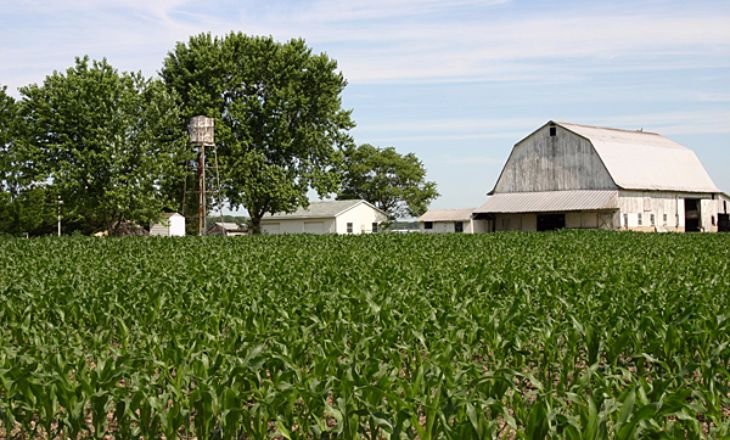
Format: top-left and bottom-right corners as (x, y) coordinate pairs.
(684, 199), (701, 232)
(719, 214), (730, 232)
(537, 213), (565, 231)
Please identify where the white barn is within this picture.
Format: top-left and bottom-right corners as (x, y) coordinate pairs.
(260, 200), (388, 235)
(418, 208), (483, 233)
(474, 121), (724, 232)
(150, 212), (186, 236)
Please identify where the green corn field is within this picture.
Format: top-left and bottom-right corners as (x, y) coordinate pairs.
(0, 232), (728, 439)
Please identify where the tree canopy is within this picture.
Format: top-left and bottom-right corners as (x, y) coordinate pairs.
(0, 34), (438, 236)
(16, 57), (190, 234)
(162, 33), (354, 233)
(338, 144), (439, 219)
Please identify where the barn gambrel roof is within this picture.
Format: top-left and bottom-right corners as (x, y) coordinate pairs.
(553, 121), (718, 193)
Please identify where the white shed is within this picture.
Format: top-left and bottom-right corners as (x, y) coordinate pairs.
(150, 212), (186, 237)
(474, 121), (724, 233)
(418, 208), (482, 233)
(260, 200), (389, 235)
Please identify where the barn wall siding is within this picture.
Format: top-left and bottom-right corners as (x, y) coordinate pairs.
(617, 191), (720, 232)
(494, 125), (616, 193)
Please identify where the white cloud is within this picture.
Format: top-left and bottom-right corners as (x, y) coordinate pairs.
(3, 1), (729, 91)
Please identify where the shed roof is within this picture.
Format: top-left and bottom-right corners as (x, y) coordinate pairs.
(475, 190), (619, 214)
(263, 199), (385, 220)
(210, 222), (246, 231)
(554, 122), (718, 193)
(160, 212), (184, 219)
(419, 208), (475, 222)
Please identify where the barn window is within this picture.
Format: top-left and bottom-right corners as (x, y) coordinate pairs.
(638, 213), (642, 226)
(549, 126), (557, 137)
(663, 214), (668, 225)
(347, 222), (353, 234)
(424, 222), (433, 230)
(650, 214), (655, 226)
(372, 222), (378, 233)
(623, 214), (629, 228)
(712, 216), (716, 226)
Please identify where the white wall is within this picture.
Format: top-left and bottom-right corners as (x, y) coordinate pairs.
(494, 213), (537, 232)
(419, 219), (474, 233)
(335, 203), (389, 234)
(701, 198), (719, 232)
(261, 219), (336, 235)
(169, 215), (185, 236)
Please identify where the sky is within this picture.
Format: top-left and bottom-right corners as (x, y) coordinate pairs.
(1, 0), (729, 212)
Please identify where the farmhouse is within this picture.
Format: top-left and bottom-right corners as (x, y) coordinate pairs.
(260, 199), (388, 235)
(149, 212), (186, 236)
(474, 121), (724, 232)
(418, 208), (484, 233)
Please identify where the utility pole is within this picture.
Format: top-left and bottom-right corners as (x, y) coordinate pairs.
(57, 196), (63, 237)
(189, 116), (215, 236)
(197, 142), (206, 236)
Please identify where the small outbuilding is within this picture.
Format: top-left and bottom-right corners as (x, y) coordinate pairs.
(260, 200), (388, 235)
(150, 212), (186, 237)
(418, 208), (484, 233)
(207, 222), (248, 236)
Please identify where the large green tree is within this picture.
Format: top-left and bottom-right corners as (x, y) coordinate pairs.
(17, 57), (190, 234)
(0, 86), (15, 191)
(162, 33), (354, 233)
(338, 144), (439, 219)
(0, 86), (56, 235)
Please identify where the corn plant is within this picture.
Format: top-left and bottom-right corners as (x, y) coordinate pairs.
(0, 231), (728, 438)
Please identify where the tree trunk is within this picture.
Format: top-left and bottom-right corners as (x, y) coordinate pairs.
(250, 215), (262, 235)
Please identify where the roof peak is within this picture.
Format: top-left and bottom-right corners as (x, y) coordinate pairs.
(555, 121), (661, 136)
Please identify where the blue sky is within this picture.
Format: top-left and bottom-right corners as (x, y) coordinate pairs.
(2, 0), (729, 211)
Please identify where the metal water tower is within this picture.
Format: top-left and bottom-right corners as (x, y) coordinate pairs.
(189, 116), (215, 236)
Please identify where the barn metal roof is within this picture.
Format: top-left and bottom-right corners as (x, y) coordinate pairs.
(263, 199), (386, 220)
(475, 190), (619, 214)
(557, 122), (719, 193)
(210, 222), (246, 231)
(418, 208), (475, 222)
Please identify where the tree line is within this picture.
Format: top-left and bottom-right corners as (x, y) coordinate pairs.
(0, 33), (438, 235)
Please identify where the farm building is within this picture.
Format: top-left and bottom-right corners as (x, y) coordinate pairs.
(260, 199), (389, 235)
(149, 212), (186, 237)
(418, 208), (486, 233)
(207, 222), (247, 236)
(474, 121), (724, 232)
